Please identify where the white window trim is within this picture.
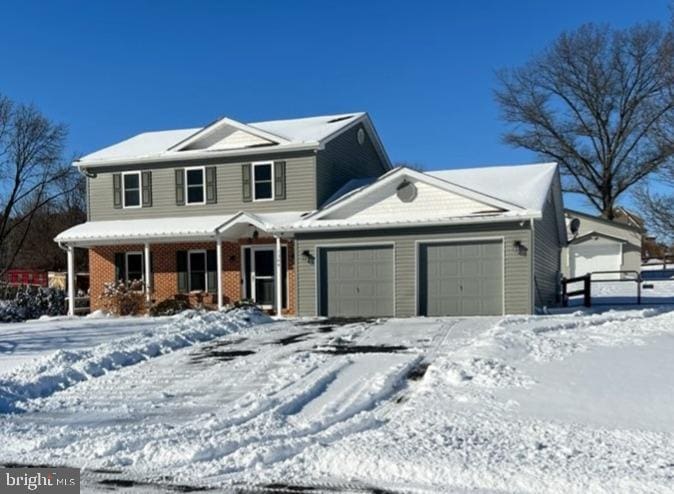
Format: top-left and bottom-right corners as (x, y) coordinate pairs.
(122, 171), (142, 209)
(125, 251), (144, 283)
(184, 166), (206, 206)
(252, 161), (275, 202)
(187, 249), (208, 292)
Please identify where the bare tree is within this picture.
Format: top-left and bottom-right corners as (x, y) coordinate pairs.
(495, 23), (674, 219)
(0, 94), (78, 275)
(635, 168), (674, 242)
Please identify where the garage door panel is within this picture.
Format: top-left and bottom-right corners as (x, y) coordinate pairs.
(461, 259), (481, 277)
(320, 245), (394, 317)
(419, 240), (503, 317)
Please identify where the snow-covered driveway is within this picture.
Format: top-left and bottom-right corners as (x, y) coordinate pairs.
(1, 309), (674, 493)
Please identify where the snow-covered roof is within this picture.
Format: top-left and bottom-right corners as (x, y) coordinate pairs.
(55, 212), (306, 245)
(427, 162), (558, 212)
(80, 129), (200, 163)
(76, 112), (391, 168)
(279, 163), (560, 232)
(250, 113), (363, 143)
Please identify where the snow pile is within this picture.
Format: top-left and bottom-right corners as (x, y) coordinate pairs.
(431, 357), (535, 388)
(0, 307), (271, 413)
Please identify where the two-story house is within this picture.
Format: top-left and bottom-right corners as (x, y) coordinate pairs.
(56, 112), (566, 318)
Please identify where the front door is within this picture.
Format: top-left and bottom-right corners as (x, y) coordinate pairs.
(252, 248), (275, 307)
(242, 246), (288, 308)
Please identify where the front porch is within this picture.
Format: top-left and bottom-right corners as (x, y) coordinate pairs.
(54, 212), (304, 317)
(87, 238), (296, 315)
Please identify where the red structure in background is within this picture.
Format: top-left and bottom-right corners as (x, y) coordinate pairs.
(2, 268), (48, 287)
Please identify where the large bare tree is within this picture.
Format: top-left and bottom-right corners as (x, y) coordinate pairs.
(495, 23), (674, 219)
(635, 168), (674, 243)
(0, 94), (78, 275)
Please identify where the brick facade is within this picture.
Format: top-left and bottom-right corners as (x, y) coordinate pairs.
(89, 239), (296, 315)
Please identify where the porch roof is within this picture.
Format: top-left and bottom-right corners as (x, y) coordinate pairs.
(54, 211), (306, 246)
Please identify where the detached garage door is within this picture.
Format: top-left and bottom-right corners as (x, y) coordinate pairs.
(570, 242), (621, 279)
(319, 245), (394, 317)
(419, 240), (503, 316)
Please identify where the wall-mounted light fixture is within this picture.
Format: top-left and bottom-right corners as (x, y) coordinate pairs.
(301, 250), (315, 264)
(513, 240), (528, 256)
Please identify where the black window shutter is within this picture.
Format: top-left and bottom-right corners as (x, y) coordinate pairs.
(242, 164), (252, 202)
(206, 249), (217, 294)
(176, 250), (188, 292)
(274, 161), (286, 200)
(112, 174), (122, 209)
(141, 171), (152, 207)
(114, 253), (125, 282)
(175, 169), (185, 206)
(205, 166), (217, 204)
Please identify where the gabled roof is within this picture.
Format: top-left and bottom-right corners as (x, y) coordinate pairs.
(307, 167), (522, 221)
(280, 163), (559, 232)
(75, 112), (391, 169)
(570, 231), (630, 244)
(167, 117), (291, 151)
(564, 209), (643, 234)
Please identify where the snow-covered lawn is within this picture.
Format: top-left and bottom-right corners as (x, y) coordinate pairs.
(0, 313), (171, 374)
(568, 279), (674, 305)
(1, 308), (674, 493)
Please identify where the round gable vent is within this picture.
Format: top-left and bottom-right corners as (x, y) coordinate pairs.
(396, 180), (417, 203)
(357, 128), (366, 145)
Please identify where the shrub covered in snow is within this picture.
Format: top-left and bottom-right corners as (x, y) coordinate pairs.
(149, 298), (190, 317)
(99, 280), (146, 316)
(0, 285), (66, 322)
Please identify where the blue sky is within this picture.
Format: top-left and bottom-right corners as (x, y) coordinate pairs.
(0, 0), (671, 211)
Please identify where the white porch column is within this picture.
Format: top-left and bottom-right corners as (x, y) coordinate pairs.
(275, 236), (283, 316)
(216, 237), (223, 310)
(67, 245), (75, 316)
(144, 243), (151, 303)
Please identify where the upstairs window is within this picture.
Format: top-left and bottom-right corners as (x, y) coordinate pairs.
(253, 162), (273, 201)
(123, 172), (141, 208)
(185, 167), (205, 205)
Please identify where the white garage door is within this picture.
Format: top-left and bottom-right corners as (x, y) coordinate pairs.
(570, 242), (621, 279)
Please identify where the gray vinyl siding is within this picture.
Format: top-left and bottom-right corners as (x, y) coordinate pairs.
(315, 123), (389, 207)
(87, 153), (316, 220)
(296, 223), (532, 317)
(533, 190), (563, 308)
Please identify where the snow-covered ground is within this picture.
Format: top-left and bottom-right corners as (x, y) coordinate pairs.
(0, 313), (171, 374)
(567, 279), (674, 305)
(1, 307), (674, 493)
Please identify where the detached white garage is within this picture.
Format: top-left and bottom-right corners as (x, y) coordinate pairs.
(563, 209), (643, 280)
